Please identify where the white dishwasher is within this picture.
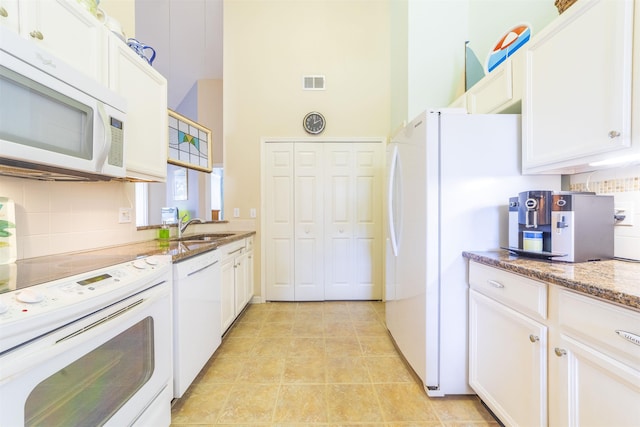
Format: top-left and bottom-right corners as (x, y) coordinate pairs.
(172, 249), (221, 398)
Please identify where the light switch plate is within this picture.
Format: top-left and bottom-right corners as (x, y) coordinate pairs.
(118, 208), (132, 223)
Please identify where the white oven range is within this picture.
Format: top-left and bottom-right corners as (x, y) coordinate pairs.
(0, 254), (173, 427)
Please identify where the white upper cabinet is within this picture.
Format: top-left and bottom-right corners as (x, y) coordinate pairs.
(0, 0), (19, 33)
(16, 0), (107, 84)
(522, 0), (635, 174)
(466, 49), (525, 114)
(107, 33), (168, 182)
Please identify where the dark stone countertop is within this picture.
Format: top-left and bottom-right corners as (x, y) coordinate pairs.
(5, 231), (255, 292)
(463, 250), (640, 311)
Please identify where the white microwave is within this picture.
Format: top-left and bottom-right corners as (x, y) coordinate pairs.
(0, 26), (127, 181)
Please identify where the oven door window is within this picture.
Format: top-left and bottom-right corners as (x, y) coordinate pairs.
(24, 317), (155, 427)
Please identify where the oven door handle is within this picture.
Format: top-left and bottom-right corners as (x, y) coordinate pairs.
(0, 284), (169, 377)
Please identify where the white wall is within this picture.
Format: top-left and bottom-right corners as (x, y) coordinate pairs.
(392, 0), (558, 129)
(407, 0), (469, 121)
(224, 0), (391, 299)
(467, 0), (558, 73)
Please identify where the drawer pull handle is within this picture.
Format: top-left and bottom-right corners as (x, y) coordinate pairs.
(0, 7), (8, 17)
(487, 280), (504, 289)
(554, 348), (567, 357)
(529, 334), (539, 343)
(615, 330), (640, 347)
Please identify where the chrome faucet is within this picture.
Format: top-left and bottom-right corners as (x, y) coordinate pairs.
(178, 215), (203, 238)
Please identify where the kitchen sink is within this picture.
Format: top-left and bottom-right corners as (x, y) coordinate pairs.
(177, 233), (235, 243)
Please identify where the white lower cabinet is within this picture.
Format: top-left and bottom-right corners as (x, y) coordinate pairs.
(548, 286), (640, 427)
(220, 238), (253, 333)
(468, 262), (548, 427)
(469, 260), (640, 427)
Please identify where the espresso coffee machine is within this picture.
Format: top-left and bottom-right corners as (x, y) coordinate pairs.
(507, 191), (614, 262)
(509, 190), (555, 253)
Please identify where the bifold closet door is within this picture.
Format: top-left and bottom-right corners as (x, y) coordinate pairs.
(324, 143), (382, 300)
(264, 143), (295, 301)
(265, 141), (382, 301)
(293, 143), (325, 301)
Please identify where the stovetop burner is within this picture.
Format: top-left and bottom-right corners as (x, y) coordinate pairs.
(0, 252), (140, 294)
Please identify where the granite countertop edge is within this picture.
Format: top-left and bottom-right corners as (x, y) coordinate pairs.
(150, 231), (256, 262)
(462, 250), (640, 311)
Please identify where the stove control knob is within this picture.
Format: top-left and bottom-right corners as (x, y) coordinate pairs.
(133, 260), (148, 270)
(145, 257), (159, 266)
(17, 289), (45, 304)
(0, 300), (8, 314)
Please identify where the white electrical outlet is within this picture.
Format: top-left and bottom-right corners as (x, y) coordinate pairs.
(614, 205), (634, 226)
(233, 208), (240, 218)
(250, 208), (256, 218)
(118, 208), (132, 223)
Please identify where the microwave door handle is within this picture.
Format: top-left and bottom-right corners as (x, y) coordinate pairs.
(95, 102), (112, 172)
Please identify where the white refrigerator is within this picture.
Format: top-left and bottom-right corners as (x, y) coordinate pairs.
(385, 109), (560, 396)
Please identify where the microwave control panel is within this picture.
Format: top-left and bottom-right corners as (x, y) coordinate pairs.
(108, 117), (124, 167)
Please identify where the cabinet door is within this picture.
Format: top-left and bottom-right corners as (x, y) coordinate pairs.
(245, 248), (254, 305)
(0, 0), (20, 33)
(549, 334), (640, 427)
(220, 256), (236, 333)
(294, 143), (325, 301)
(523, 0), (634, 173)
(108, 34), (168, 181)
(264, 143), (295, 301)
(469, 290), (547, 427)
(467, 58), (513, 114)
(20, 0), (107, 83)
(234, 249), (248, 314)
(324, 142), (382, 300)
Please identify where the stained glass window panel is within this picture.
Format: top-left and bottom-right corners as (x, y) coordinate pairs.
(167, 110), (213, 173)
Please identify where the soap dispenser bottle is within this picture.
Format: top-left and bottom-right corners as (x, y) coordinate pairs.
(158, 221), (170, 241)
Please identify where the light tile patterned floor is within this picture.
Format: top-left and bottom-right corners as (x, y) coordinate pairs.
(170, 301), (500, 426)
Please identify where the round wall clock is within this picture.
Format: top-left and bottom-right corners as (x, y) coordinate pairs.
(303, 111), (326, 135)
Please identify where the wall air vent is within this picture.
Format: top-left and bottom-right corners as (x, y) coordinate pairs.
(303, 75), (325, 90)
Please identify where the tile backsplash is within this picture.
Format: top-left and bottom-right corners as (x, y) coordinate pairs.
(0, 177), (149, 259)
(569, 166), (640, 261)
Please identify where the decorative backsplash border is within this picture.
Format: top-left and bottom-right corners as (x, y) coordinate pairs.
(570, 176), (640, 193)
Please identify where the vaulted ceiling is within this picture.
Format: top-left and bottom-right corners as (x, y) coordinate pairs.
(135, 0), (223, 110)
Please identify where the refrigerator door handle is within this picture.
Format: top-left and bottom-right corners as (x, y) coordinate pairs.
(388, 145), (399, 256)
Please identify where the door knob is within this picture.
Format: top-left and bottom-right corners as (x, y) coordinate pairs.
(0, 7), (8, 17)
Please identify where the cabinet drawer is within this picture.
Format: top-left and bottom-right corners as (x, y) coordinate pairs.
(245, 236), (254, 250)
(555, 286), (640, 367)
(221, 239), (245, 259)
(469, 261), (547, 321)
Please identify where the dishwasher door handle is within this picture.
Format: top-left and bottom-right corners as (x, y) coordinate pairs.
(187, 260), (219, 277)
